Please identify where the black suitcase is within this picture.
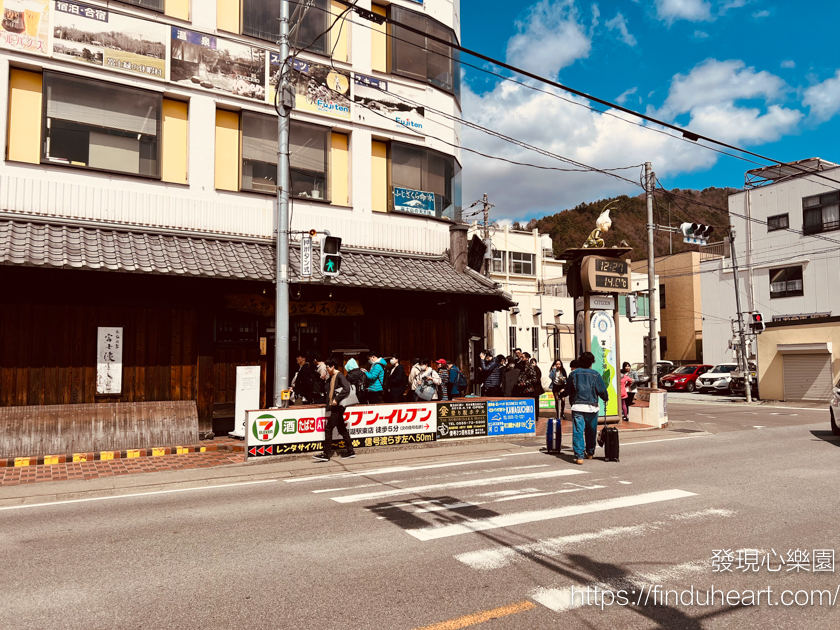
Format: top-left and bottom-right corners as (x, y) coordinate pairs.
(600, 426), (620, 462)
(546, 418), (562, 454)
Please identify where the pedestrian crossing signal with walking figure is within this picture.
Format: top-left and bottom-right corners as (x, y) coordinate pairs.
(321, 235), (342, 277)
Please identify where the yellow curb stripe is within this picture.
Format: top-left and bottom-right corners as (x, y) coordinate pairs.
(72, 454), (88, 463)
(152, 447), (166, 457)
(126, 449), (141, 459)
(44, 455), (60, 465)
(176, 446), (189, 454)
(100, 451), (114, 461)
(200, 447), (206, 452)
(412, 600), (536, 630)
(14, 457), (31, 467)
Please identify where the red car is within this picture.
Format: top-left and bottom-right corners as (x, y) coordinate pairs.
(659, 365), (713, 392)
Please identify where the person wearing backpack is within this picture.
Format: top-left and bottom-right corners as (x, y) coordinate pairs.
(386, 356), (408, 403)
(413, 359), (441, 400)
(365, 352), (387, 404)
(312, 359), (357, 462)
(344, 357), (368, 405)
(448, 361), (468, 398)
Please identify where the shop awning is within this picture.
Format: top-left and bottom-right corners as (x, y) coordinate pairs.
(0, 218), (512, 304)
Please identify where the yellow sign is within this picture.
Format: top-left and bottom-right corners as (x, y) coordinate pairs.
(260, 337), (267, 355)
(281, 390), (291, 401)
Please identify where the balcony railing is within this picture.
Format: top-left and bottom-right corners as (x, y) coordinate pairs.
(700, 241), (729, 261)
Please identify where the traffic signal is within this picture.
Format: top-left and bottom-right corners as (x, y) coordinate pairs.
(749, 312), (765, 334)
(320, 235), (342, 277)
(680, 222), (714, 245)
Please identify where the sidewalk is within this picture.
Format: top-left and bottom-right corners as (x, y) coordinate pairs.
(666, 392), (827, 409)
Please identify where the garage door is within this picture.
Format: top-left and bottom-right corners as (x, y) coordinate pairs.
(783, 354), (833, 401)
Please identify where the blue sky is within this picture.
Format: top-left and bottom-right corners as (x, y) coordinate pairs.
(457, 0), (840, 221)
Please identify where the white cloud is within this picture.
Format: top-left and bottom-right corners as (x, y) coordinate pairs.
(506, 0), (592, 79)
(605, 12), (637, 47)
(803, 70), (840, 122)
(719, 0), (750, 13)
(780, 60), (795, 69)
(686, 103), (803, 144)
(693, 30), (709, 38)
(752, 9), (770, 18)
(655, 0), (712, 24)
(616, 86), (638, 104)
(657, 59), (787, 119)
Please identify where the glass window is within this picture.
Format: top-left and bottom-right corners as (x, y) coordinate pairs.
(244, 0), (329, 54)
(491, 249), (505, 273)
(531, 328), (539, 362)
(769, 266), (804, 298)
(118, 0), (164, 11)
(43, 73), (161, 178)
(767, 214), (789, 232)
(508, 326), (516, 354)
(390, 142), (461, 220)
(241, 112), (329, 200)
(509, 252), (534, 275)
(659, 283), (666, 309)
(391, 6), (461, 99)
(802, 192), (840, 234)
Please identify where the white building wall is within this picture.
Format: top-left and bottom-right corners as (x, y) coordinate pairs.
(0, 0), (461, 256)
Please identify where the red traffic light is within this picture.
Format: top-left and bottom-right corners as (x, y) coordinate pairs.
(753, 313), (762, 322)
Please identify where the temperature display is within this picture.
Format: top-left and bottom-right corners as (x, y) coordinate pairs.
(595, 274), (629, 290)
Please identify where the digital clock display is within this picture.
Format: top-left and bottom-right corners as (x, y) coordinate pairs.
(595, 274), (629, 290)
(595, 259), (628, 274)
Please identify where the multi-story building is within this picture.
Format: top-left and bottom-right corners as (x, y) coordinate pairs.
(701, 159), (840, 401)
(0, 0), (511, 438)
(473, 225), (659, 376)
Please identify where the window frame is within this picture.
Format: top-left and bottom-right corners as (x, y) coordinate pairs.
(802, 192), (840, 235)
(531, 327), (539, 362)
(389, 141), (461, 220)
(767, 213), (789, 232)
(659, 283), (666, 309)
(40, 71), (163, 180)
(509, 251), (535, 276)
(769, 265), (804, 299)
(115, 0), (165, 13)
(491, 249), (505, 273)
(508, 326), (516, 355)
(242, 0), (331, 54)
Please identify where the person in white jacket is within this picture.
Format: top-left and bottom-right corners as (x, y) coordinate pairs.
(411, 358), (441, 400)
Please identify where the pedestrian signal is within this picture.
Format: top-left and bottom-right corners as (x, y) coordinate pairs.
(749, 312), (765, 334)
(321, 235), (342, 277)
(680, 222), (714, 245)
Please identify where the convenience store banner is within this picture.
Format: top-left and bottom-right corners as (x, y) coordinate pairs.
(246, 398), (536, 458)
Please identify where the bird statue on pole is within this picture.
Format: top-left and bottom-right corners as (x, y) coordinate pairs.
(583, 201), (618, 248)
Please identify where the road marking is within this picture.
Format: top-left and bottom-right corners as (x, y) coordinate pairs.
(477, 488), (540, 497)
(284, 458), (504, 483)
(331, 469), (588, 504)
(412, 600), (536, 630)
(621, 435), (710, 446)
(0, 479), (278, 512)
(312, 482), (386, 493)
(508, 464), (550, 470)
(492, 486), (605, 503)
(753, 426), (766, 429)
(501, 451), (543, 457)
(406, 489), (697, 541)
(413, 502), (477, 513)
(455, 508), (733, 570)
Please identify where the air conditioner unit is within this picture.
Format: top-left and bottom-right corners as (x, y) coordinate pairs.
(511, 307), (520, 315)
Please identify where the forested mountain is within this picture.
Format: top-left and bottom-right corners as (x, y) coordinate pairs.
(511, 187), (738, 261)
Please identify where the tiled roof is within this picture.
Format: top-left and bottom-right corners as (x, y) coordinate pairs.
(0, 219), (507, 298)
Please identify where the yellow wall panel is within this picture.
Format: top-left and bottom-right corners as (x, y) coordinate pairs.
(217, 0), (240, 34)
(371, 5), (387, 72)
(161, 99), (188, 184)
(331, 1), (349, 63)
(330, 132), (349, 206)
(6, 69), (42, 165)
(215, 109), (240, 191)
(164, 0), (189, 21)
(371, 140), (388, 213)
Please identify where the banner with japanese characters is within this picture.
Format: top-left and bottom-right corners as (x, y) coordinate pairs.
(96, 327), (123, 394)
(393, 187), (436, 216)
(246, 402), (437, 457)
(436, 400), (488, 439)
(353, 73), (425, 133)
(487, 399), (536, 436)
(1, 0), (49, 56)
(52, 2), (167, 80)
(170, 26), (266, 101)
(271, 56), (351, 120)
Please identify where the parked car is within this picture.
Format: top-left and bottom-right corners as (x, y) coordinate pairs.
(697, 362), (756, 394)
(630, 361), (674, 386)
(730, 370), (759, 398)
(830, 376), (840, 436)
(659, 364), (713, 392)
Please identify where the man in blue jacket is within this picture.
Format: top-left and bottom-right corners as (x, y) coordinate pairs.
(365, 352), (387, 404)
(567, 352), (608, 465)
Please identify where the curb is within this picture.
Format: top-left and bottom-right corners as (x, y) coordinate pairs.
(1, 443), (246, 468)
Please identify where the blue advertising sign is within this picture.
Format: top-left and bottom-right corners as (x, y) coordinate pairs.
(487, 399), (536, 435)
(394, 187), (435, 216)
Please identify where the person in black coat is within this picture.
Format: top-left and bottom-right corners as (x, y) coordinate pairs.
(313, 359), (356, 462)
(502, 356), (520, 397)
(386, 357), (408, 403)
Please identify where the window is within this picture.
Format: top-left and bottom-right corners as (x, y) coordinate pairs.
(769, 266), (804, 298)
(803, 192), (840, 235)
(767, 213), (789, 232)
(491, 249), (505, 273)
(216, 315), (258, 343)
(390, 142), (461, 220)
(509, 252), (535, 275)
(42, 73), (161, 178)
(660, 337), (668, 356)
(391, 6), (461, 99)
(508, 326), (516, 354)
(243, 0), (330, 53)
(552, 329), (560, 361)
(241, 112), (330, 200)
(532, 328), (539, 362)
(659, 283), (666, 309)
(118, 0), (164, 11)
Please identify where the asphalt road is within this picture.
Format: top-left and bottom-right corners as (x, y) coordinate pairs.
(2, 404), (839, 630)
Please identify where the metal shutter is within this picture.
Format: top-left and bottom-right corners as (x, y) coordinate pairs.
(783, 354), (833, 401)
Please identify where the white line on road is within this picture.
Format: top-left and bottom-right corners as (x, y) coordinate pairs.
(0, 479), (278, 512)
(330, 469), (588, 504)
(405, 489), (697, 541)
(284, 458), (504, 483)
(621, 435), (710, 446)
(492, 486), (605, 503)
(501, 451), (543, 457)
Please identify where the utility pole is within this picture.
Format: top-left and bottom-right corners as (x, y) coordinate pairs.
(274, 0), (291, 407)
(481, 193), (494, 361)
(645, 162), (658, 389)
(728, 227), (752, 403)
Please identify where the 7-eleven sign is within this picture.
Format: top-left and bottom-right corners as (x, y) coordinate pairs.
(253, 414), (280, 442)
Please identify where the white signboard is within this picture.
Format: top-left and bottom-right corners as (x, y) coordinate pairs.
(96, 327), (123, 394)
(589, 295), (616, 310)
(301, 236), (313, 277)
(231, 365), (261, 438)
(246, 401), (437, 457)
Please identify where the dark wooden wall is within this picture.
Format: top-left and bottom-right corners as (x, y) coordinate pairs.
(365, 315), (456, 363)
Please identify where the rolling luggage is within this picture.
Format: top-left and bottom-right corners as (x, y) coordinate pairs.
(546, 417), (562, 454)
(600, 425), (620, 462)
